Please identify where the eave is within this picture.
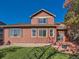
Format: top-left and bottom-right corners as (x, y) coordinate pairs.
(30, 9), (56, 18)
(0, 24), (57, 28)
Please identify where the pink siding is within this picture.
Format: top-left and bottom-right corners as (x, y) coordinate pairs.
(4, 28), (57, 44)
(31, 11), (54, 24)
(3, 10), (57, 44)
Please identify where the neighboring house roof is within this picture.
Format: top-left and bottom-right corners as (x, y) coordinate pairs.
(55, 22), (65, 25)
(30, 9), (56, 18)
(55, 23), (67, 30)
(0, 21), (6, 25)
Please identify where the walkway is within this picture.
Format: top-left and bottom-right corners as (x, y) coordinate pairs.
(0, 43), (51, 49)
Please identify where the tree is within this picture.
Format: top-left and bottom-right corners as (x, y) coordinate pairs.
(64, 0), (79, 44)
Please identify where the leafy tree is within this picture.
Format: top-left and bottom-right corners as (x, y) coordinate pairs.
(64, 0), (79, 44)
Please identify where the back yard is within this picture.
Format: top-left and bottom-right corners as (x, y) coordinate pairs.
(0, 46), (78, 59)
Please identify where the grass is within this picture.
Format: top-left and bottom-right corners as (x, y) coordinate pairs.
(0, 46), (78, 59)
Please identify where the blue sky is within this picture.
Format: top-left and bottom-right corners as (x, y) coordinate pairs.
(0, 0), (67, 24)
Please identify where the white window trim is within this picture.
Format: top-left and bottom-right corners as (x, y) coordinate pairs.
(38, 28), (47, 38)
(9, 28), (22, 38)
(52, 18), (54, 24)
(31, 28), (37, 38)
(10, 35), (22, 38)
(38, 18), (48, 24)
(34, 16), (51, 18)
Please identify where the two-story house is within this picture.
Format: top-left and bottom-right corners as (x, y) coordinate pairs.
(0, 9), (67, 45)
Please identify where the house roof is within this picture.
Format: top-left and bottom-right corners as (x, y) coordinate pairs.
(0, 24), (67, 31)
(55, 22), (65, 25)
(0, 24), (57, 28)
(55, 22), (67, 30)
(30, 9), (56, 18)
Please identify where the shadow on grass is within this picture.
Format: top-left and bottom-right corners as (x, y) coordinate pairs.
(0, 47), (23, 59)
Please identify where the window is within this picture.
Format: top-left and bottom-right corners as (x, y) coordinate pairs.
(62, 45), (67, 49)
(9, 28), (22, 37)
(32, 28), (37, 37)
(57, 32), (64, 41)
(50, 28), (54, 36)
(38, 18), (47, 24)
(39, 29), (46, 37)
(0, 29), (3, 34)
(58, 32), (64, 40)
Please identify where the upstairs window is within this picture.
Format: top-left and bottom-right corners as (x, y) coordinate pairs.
(9, 28), (22, 37)
(38, 18), (47, 24)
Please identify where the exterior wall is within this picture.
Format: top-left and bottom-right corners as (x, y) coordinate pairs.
(4, 28), (57, 44)
(4, 28), (30, 43)
(3, 10), (57, 44)
(31, 11), (54, 25)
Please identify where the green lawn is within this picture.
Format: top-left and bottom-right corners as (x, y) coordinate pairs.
(0, 46), (78, 59)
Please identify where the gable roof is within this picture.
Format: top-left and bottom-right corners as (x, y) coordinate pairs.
(30, 9), (56, 18)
